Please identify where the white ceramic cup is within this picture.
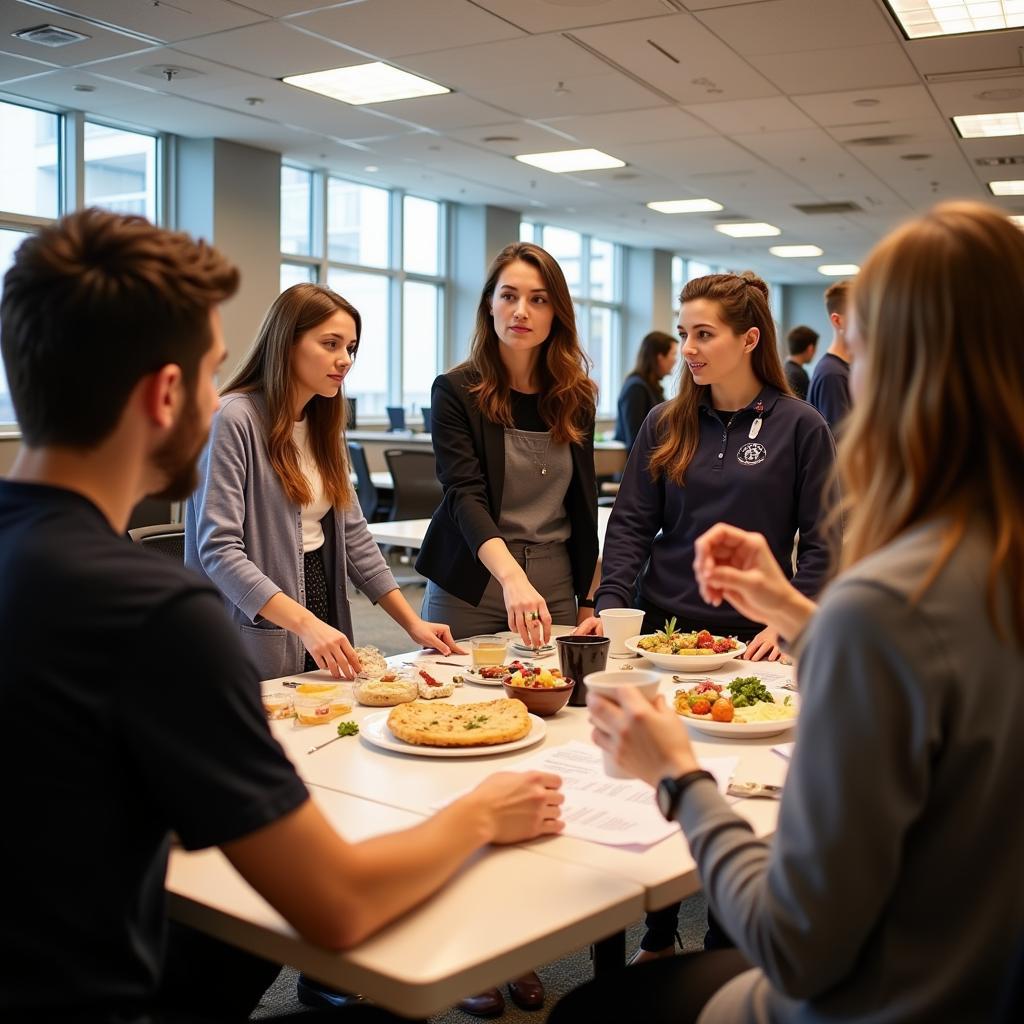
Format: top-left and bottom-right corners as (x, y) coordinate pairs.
(599, 607), (646, 657)
(583, 669), (662, 778)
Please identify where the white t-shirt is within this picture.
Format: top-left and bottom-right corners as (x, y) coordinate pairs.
(292, 418), (331, 553)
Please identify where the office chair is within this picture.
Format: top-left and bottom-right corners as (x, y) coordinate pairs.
(128, 522), (185, 562)
(385, 406), (407, 432)
(347, 441), (392, 522)
(384, 448), (442, 521)
(420, 406), (432, 434)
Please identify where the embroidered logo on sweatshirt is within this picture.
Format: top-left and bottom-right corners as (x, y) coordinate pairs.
(737, 442), (767, 465)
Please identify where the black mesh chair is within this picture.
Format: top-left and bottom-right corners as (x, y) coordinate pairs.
(128, 522), (185, 562)
(384, 448), (442, 521)
(348, 441), (380, 522)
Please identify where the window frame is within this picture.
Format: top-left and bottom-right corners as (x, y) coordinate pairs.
(279, 165), (449, 422)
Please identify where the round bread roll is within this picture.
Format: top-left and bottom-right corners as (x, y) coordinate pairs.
(355, 675), (418, 707)
(354, 645), (389, 677)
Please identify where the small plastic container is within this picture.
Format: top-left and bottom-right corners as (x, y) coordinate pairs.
(470, 635), (507, 668)
(293, 686), (352, 726)
(261, 691), (295, 720)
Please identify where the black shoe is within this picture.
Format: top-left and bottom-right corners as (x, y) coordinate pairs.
(457, 987), (505, 1018)
(297, 973), (367, 1009)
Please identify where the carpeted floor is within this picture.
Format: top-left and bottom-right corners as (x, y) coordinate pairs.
(251, 579), (710, 1021)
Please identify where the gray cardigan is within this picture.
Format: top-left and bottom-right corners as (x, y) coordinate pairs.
(676, 519), (1024, 1022)
(184, 392), (397, 680)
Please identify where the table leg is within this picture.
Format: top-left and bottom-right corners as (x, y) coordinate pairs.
(592, 929), (626, 976)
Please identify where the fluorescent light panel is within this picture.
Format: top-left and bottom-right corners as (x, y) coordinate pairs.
(283, 62), (449, 105)
(818, 264), (860, 276)
(888, 1), (1024, 39)
(515, 149), (625, 173)
(770, 244), (823, 257)
(646, 198), (723, 213)
(953, 111), (1024, 138)
(989, 179), (1024, 194)
(715, 222), (781, 238)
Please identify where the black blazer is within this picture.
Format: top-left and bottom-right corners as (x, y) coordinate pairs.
(416, 367), (599, 607)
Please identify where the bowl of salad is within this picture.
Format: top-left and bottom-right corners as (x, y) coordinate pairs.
(624, 618), (746, 672)
(502, 666), (575, 717)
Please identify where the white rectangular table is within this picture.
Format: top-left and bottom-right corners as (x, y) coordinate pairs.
(168, 786), (643, 1018)
(367, 505), (612, 555)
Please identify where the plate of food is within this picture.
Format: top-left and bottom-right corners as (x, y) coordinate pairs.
(673, 676), (798, 738)
(462, 659), (533, 686)
(624, 619), (746, 672)
(360, 698), (547, 758)
(497, 624), (574, 659)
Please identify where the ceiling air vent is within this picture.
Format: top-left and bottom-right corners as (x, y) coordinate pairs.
(12, 24), (90, 47)
(845, 134), (914, 147)
(975, 155), (1024, 166)
(792, 202), (863, 215)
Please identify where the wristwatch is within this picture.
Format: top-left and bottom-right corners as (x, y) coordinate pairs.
(656, 769), (715, 821)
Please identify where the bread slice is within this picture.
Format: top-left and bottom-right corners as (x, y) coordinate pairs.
(387, 698), (530, 747)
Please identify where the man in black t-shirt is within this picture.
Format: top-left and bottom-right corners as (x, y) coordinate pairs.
(0, 209), (564, 1023)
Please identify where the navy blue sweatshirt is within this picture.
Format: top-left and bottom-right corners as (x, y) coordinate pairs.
(807, 353), (851, 435)
(595, 386), (840, 637)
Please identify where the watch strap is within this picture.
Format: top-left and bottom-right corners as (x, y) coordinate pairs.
(659, 769), (715, 820)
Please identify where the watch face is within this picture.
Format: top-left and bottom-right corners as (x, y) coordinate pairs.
(656, 778), (675, 820)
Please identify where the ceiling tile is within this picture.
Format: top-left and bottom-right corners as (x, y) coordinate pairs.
(682, 97), (814, 134)
(793, 85), (938, 127)
(31, 0), (267, 43)
(359, 94), (513, 132)
(0, 67), (161, 109)
(751, 43), (918, 94)
(174, 22), (364, 78)
(0, 5), (154, 66)
(573, 12), (781, 103)
(289, 0), (523, 60)
(539, 106), (710, 147)
(694, 0), (896, 56)
(445, 120), (578, 151)
(469, 0), (670, 34)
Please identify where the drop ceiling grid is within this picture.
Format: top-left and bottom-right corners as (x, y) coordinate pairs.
(0, 50), (59, 84)
(467, 0), (672, 35)
(791, 84), (939, 126)
(680, 96), (816, 134)
(536, 107), (711, 148)
(748, 42), (920, 93)
(0, 6), (152, 66)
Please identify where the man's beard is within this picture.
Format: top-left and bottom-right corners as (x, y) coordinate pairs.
(149, 385), (208, 502)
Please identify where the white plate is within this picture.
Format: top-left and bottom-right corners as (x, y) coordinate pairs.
(462, 665), (519, 686)
(497, 624), (574, 659)
(678, 689), (798, 739)
(360, 710), (547, 758)
(624, 633), (747, 672)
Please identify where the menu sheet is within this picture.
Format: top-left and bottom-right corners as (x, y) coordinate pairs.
(435, 741), (738, 849)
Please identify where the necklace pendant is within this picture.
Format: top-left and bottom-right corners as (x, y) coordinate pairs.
(541, 467), (548, 475)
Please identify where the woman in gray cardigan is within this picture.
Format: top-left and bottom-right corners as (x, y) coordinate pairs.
(556, 201), (1024, 1023)
(185, 283), (461, 684)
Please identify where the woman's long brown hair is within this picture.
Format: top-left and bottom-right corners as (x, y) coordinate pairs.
(629, 330), (677, 402)
(648, 272), (790, 486)
(460, 242), (596, 444)
(841, 201), (1024, 643)
(222, 283), (359, 509)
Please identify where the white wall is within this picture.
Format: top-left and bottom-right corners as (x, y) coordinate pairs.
(780, 283), (833, 369)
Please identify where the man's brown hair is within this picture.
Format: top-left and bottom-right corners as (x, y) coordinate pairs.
(824, 280), (850, 317)
(1, 207), (238, 447)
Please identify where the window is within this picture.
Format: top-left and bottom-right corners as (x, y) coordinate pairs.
(84, 122), (157, 220)
(283, 168), (447, 420)
(0, 100), (59, 219)
(522, 221), (623, 416)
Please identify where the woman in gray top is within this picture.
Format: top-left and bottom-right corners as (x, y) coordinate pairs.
(557, 201), (1024, 1023)
(185, 284), (461, 683)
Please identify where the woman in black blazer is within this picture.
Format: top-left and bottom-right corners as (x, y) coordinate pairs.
(417, 241), (599, 651)
(416, 241), (599, 1017)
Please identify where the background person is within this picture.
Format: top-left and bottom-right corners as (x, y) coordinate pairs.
(558, 200), (1024, 1024)
(415, 241), (599, 1017)
(615, 329), (679, 452)
(186, 283), (461, 684)
(806, 281), (852, 434)
(783, 324), (817, 400)
(0, 208), (566, 1024)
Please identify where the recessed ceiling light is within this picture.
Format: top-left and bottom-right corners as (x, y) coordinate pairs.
(283, 63), (449, 105)
(514, 148), (625, 173)
(989, 179), (1024, 195)
(363, 165), (379, 173)
(646, 198), (723, 213)
(887, 1), (1024, 40)
(715, 222), (781, 238)
(770, 244), (823, 257)
(953, 111), (1024, 138)
(818, 264), (860, 277)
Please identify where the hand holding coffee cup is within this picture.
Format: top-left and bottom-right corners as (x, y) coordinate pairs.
(583, 670), (662, 778)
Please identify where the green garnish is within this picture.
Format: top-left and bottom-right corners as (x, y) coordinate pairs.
(336, 720), (359, 737)
(663, 616), (678, 639)
(464, 721), (481, 730)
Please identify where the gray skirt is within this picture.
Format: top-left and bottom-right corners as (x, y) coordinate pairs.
(421, 540), (577, 639)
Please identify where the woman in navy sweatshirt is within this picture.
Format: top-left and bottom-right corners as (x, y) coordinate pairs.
(577, 271), (840, 960)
